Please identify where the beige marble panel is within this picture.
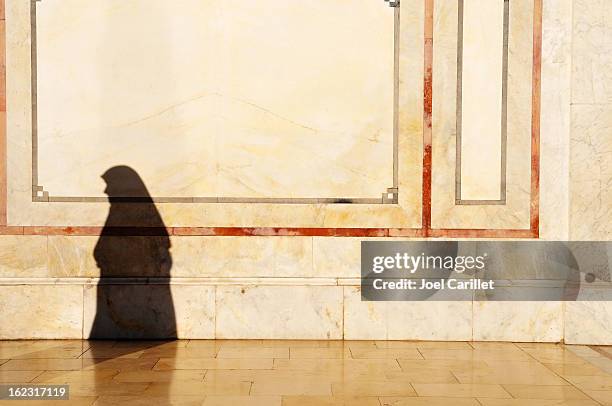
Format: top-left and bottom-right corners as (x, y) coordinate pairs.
(396, 0), (425, 228)
(171, 285), (216, 339)
(431, 0), (533, 229)
(313, 237), (408, 279)
(48, 236), (98, 277)
(540, 0), (572, 239)
(34, 0), (394, 200)
(565, 302), (612, 345)
(215, 285), (343, 339)
(570, 105), (612, 240)
(386, 301), (472, 341)
(473, 302), (563, 342)
(83, 284), (215, 339)
(343, 287), (472, 341)
(0, 236), (48, 277)
(572, 0), (612, 104)
(343, 287), (388, 340)
(0, 285), (83, 339)
(313, 238), (362, 279)
(5, 0), (422, 229)
(459, 0), (505, 201)
(172, 236), (313, 278)
(48, 235), (312, 278)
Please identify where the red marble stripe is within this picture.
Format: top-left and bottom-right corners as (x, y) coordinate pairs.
(422, 0), (434, 236)
(530, 0), (543, 238)
(177, 227), (389, 237)
(0, 226), (24, 235)
(429, 228), (536, 239)
(24, 226), (104, 236)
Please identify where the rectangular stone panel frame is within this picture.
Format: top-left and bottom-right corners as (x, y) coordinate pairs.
(0, 0), (542, 237)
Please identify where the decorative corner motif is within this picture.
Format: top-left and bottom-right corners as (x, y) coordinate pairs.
(384, 0), (400, 7)
(382, 187), (398, 204)
(32, 185), (49, 202)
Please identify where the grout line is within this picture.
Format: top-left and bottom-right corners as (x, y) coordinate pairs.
(341, 286), (345, 340)
(28, 370), (46, 383)
(213, 285), (217, 340)
(589, 346), (612, 360)
(81, 285), (85, 340)
(535, 351), (604, 404)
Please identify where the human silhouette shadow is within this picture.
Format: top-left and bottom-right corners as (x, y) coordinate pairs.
(89, 166), (176, 339)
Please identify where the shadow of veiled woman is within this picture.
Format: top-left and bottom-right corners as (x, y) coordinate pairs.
(89, 165), (176, 339)
(84, 167), (178, 400)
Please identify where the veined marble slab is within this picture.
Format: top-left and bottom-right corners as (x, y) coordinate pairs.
(35, 0), (394, 201)
(5, 0), (423, 228)
(458, 0), (506, 202)
(431, 0), (534, 229)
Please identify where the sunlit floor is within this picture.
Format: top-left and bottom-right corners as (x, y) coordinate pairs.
(0, 340), (611, 406)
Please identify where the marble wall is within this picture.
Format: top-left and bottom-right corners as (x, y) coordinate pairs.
(567, 0), (612, 345)
(0, 0), (610, 344)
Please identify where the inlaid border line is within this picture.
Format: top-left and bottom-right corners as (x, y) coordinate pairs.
(393, 5), (400, 189)
(29, 0), (400, 205)
(422, 0), (433, 235)
(0, 0), (6, 225)
(455, 0), (509, 205)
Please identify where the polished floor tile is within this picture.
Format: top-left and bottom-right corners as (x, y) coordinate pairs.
(0, 358), (86, 371)
(477, 399), (600, 406)
(350, 348), (424, 360)
(140, 347), (218, 359)
(453, 361), (569, 385)
(289, 348), (352, 359)
(0, 370), (43, 383)
(380, 397), (481, 405)
(419, 348), (533, 362)
(282, 396), (380, 405)
(81, 358), (159, 370)
(250, 377), (332, 396)
(93, 395), (205, 406)
(331, 380), (417, 397)
(5, 396), (97, 406)
(411, 383), (511, 398)
(501, 384), (590, 400)
(544, 361), (611, 377)
(113, 370), (206, 383)
(203, 395), (281, 406)
(586, 390), (612, 406)
(154, 358), (273, 370)
(80, 348), (144, 359)
(0, 340), (608, 405)
(32, 369), (120, 384)
(144, 380), (252, 396)
(273, 358), (401, 375)
(217, 346), (289, 359)
(384, 369), (459, 384)
(69, 381), (150, 396)
(565, 375), (612, 391)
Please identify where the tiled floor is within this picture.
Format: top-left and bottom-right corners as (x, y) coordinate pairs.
(0, 340), (611, 405)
